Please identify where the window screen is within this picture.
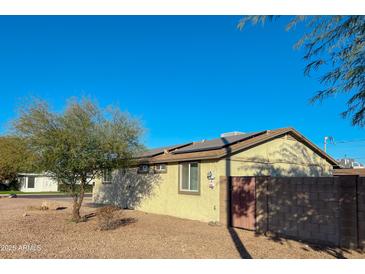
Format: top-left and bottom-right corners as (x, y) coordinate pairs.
(27, 176), (35, 188)
(180, 162), (199, 192)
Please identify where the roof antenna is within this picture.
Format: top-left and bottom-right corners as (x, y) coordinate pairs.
(324, 136), (334, 152)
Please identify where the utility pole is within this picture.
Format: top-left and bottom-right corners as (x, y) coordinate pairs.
(324, 136), (334, 152)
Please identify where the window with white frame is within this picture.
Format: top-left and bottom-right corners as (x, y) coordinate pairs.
(154, 163), (167, 173)
(102, 169), (113, 184)
(179, 162), (199, 193)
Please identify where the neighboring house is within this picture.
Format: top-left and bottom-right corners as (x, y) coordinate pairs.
(18, 173), (96, 192)
(337, 158), (364, 169)
(93, 127), (339, 223)
(18, 173), (59, 192)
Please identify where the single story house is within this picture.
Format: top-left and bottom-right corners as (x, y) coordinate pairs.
(17, 173), (96, 192)
(18, 173), (59, 192)
(93, 127), (339, 223)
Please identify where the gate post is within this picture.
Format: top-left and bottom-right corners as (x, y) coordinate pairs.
(219, 176), (231, 226)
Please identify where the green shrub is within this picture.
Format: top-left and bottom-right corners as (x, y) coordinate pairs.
(8, 180), (20, 191)
(0, 180), (20, 191)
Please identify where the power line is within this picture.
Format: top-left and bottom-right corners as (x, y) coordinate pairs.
(330, 145), (365, 149)
(334, 139), (365, 144)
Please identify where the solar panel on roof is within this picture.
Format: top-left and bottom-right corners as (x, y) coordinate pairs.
(140, 143), (191, 158)
(171, 131), (265, 154)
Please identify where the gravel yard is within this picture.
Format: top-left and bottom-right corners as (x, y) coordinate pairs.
(0, 198), (364, 259)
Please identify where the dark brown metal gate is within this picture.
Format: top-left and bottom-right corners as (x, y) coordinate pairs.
(231, 177), (256, 230)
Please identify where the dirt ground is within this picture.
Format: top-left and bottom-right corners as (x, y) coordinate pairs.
(0, 198), (364, 259)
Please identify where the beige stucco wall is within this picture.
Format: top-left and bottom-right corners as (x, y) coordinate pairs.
(93, 161), (222, 222)
(221, 135), (333, 177)
(93, 135), (334, 222)
(137, 160), (221, 222)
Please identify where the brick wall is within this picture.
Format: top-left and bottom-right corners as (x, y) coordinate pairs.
(225, 175), (363, 249)
(256, 177), (341, 246)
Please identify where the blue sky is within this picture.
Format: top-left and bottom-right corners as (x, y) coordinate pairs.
(0, 16), (364, 162)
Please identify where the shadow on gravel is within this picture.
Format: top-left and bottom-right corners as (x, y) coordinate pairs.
(115, 217), (137, 227)
(100, 217), (138, 231)
(304, 244), (347, 259)
(84, 212), (97, 219)
(264, 234), (349, 259)
(228, 227), (252, 259)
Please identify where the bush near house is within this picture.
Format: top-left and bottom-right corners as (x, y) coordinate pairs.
(97, 205), (122, 230)
(0, 180), (20, 191)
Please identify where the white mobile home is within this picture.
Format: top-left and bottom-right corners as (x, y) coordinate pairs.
(18, 173), (59, 192)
